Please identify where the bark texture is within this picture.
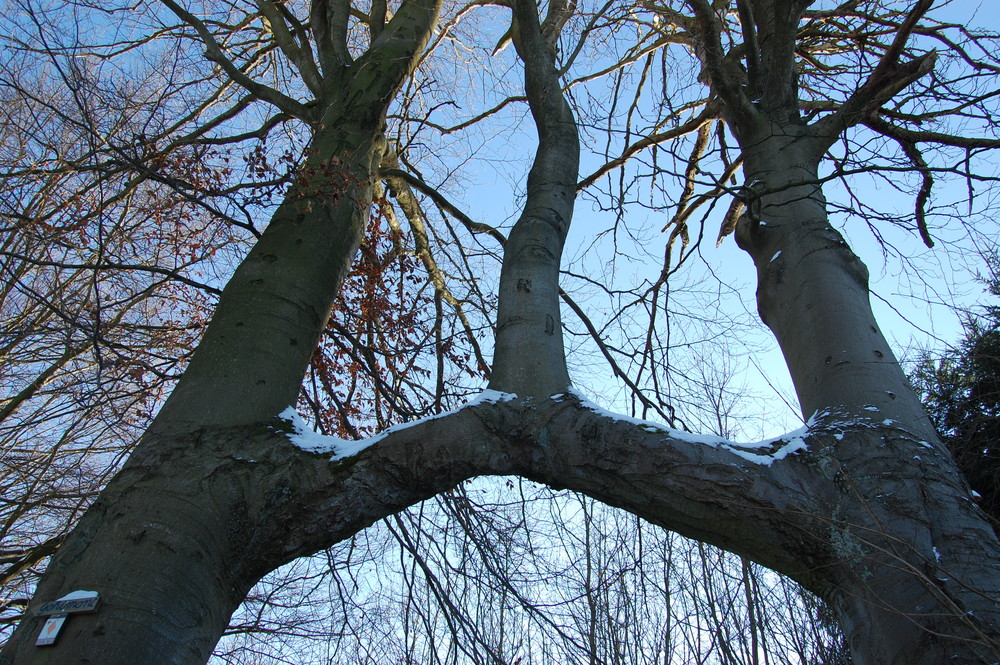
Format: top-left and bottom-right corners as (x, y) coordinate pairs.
(488, 0), (578, 397)
(682, 0), (1000, 660)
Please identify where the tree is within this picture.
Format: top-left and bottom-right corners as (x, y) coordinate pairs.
(0, 16), (234, 627)
(1, 1), (999, 665)
(913, 276), (1000, 530)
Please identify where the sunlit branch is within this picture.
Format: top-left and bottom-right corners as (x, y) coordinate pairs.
(159, 0), (312, 119)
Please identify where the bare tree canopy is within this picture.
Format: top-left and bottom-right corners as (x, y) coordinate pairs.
(1, 0), (999, 664)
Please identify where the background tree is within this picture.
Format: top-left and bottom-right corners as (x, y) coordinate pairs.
(913, 273), (1000, 530)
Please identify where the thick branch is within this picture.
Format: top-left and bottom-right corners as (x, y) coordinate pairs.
(311, 0), (353, 72)
(278, 395), (1000, 665)
(324, 0), (441, 123)
(683, 0), (760, 133)
(256, 0), (324, 96)
(735, 0), (761, 99)
(864, 114), (1000, 149)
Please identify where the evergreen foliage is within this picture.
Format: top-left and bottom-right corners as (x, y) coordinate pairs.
(913, 278), (1000, 529)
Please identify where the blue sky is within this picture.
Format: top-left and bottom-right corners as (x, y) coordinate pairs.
(444, 0), (1000, 438)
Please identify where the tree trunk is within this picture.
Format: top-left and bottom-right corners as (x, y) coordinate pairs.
(488, 0), (578, 398)
(735, 126), (936, 436)
(5, 2), (1000, 664)
(152, 127), (381, 432)
(732, 128), (1000, 664)
(0, 0), (443, 659)
(680, 0), (1000, 646)
(0, 429), (270, 665)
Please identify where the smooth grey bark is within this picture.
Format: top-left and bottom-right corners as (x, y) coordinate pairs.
(683, 0), (1000, 661)
(10, 392), (997, 663)
(734, 128), (935, 436)
(488, 0), (578, 398)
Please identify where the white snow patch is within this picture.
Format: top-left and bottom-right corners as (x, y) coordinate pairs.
(932, 546), (941, 562)
(58, 590), (98, 601)
(277, 407), (353, 456)
(277, 390), (518, 460)
(972, 490), (983, 499)
(863, 405), (879, 412)
(769, 250), (782, 263)
(472, 389), (518, 404)
(566, 388), (812, 466)
(722, 423), (812, 466)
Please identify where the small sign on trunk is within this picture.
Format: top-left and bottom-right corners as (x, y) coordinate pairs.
(34, 590), (100, 648)
(35, 613), (68, 646)
(38, 593), (100, 616)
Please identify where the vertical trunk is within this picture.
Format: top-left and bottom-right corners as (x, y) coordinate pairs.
(2, 117), (388, 665)
(488, 0), (579, 398)
(734, 129), (1000, 664)
(735, 129), (934, 436)
(680, 0), (1000, 655)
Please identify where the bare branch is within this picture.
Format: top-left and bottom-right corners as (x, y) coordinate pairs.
(864, 114), (1000, 150)
(255, 0), (324, 96)
(159, 0), (312, 119)
(578, 103), (719, 191)
(811, 0), (937, 146)
(682, 0), (759, 130)
(378, 167), (507, 246)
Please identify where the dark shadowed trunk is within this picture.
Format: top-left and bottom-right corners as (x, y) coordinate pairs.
(0, 0), (442, 661)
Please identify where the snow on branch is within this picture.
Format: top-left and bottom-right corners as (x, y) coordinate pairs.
(276, 390), (518, 460)
(559, 387), (812, 466)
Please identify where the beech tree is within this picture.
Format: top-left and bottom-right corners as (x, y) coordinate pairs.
(2, 1), (1000, 664)
(0, 11), (235, 629)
